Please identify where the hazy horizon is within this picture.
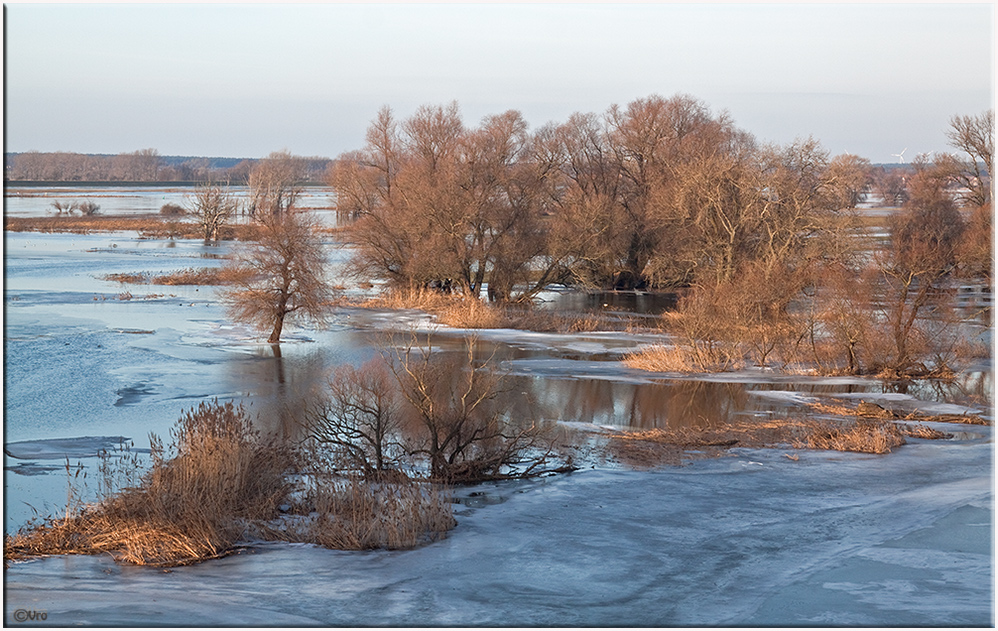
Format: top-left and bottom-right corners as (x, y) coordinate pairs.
(4, 3), (994, 164)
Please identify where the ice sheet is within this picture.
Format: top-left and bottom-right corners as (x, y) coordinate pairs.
(4, 439), (992, 626)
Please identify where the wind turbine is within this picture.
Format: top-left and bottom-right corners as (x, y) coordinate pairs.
(891, 148), (907, 164)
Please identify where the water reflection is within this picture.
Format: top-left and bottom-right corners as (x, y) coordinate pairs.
(230, 327), (994, 440)
(541, 290), (678, 316)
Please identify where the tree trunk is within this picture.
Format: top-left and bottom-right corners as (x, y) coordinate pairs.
(268, 314), (285, 344)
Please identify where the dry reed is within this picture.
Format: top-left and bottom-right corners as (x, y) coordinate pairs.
(362, 288), (625, 332)
(5, 400), (457, 567)
(604, 414), (930, 468)
(151, 267), (224, 286)
(282, 475), (455, 550)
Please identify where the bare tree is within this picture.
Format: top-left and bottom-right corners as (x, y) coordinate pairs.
(248, 150), (308, 217)
(222, 210), (333, 344)
(187, 181), (239, 243)
(941, 109), (993, 207)
(871, 167), (909, 207)
(874, 159), (965, 375)
(827, 153), (872, 209)
(333, 104), (565, 302)
(305, 359), (404, 477)
(384, 333), (554, 483)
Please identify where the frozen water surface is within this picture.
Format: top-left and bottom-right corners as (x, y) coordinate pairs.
(3, 192), (994, 626)
(4, 443), (992, 626)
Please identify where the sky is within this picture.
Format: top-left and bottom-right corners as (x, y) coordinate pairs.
(3, 3), (994, 163)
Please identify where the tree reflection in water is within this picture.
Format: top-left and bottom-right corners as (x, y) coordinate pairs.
(225, 330), (993, 439)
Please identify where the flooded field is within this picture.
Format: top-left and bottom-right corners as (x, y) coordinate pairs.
(3, 186), (993, 625)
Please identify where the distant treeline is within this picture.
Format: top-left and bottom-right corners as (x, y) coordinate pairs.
(4, 149), (333, 184)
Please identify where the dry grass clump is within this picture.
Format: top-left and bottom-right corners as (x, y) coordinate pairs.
(623, 345), (698, 373)
(362, 288), (627, 333)
(806, 399), (990, 426)
(793, 419), (906, 454)
(151, 267), (224, 286)
(279, 475), (455, 550)
(4, 215), (261, 241)
(435, 297), (504, 329)
(103, 272), (149, 284)
(604, 414), (936, 468)
(5, 401), (289, 567)
(102, 267), (227, 286)
(899, 424), (954, 440)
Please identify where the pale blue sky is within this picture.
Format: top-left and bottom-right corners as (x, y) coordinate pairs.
(4, 3), (994, 163)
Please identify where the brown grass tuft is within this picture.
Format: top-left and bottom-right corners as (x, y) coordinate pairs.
(793, 420), (906, 454)
(151, 267), (224, 286)
(899, 423), (954, 440)
(361, 288), (626, 333)
(604, 415), (917, 469)
(622, 345), (698, 372)
(103, 272), (149, 284)
(279, 475), (455, 550)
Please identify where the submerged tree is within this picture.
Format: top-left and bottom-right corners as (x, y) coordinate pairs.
(875, 158), (965, 375)
(248, 150), (308, 217)
(222, 209), (332, 344)
(187, 181), (239, 243)
(305, 359), (404, 477)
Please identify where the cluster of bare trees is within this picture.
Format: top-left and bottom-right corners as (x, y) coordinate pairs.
(662, 108), (992, 377)
(306, 336), (560, 483)
(192, 151), (335, 345)
(222, 98), (989, 381)
(7, 149), (166, 182)
(331, 95), (872, 300)
(5, 149), (333, 183)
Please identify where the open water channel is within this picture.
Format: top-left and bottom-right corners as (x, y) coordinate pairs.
(3, 186), (994, 625)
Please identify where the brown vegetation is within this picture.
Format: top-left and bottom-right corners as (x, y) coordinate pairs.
(4, 214), (259, 240)
(382, 333), (562, 483)
(4, 400), (456, 567)
(360, 288), (628, 333)
(605, 414), (936, 469)
(221, 209), (333, 343)
(5, 401), (291, 566)
(188, 181), (239, 242)
(332, 95), (861, 300)
(102, 267), (227, 286)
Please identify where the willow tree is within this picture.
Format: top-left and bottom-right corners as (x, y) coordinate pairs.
(222, 210), (332, 344)
(331, 104), (564, 302)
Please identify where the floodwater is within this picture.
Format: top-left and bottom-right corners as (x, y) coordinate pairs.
(3, 185), (336, 217)
(3, 186), (994, 626)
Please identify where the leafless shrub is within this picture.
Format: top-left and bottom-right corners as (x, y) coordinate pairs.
(384, 332), (560, 483)
(305, 360), (406, 477)
(76, 201), (101, 216)
(50, 200), (100, 216)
